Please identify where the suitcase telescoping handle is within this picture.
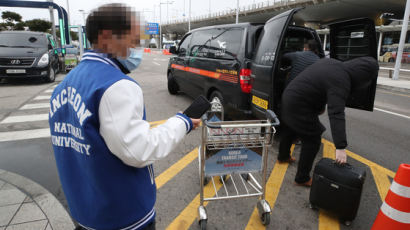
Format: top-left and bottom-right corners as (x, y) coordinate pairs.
(201, 110), (280, 129)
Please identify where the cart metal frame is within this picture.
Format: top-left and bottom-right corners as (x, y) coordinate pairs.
(198, 110), (280, 229)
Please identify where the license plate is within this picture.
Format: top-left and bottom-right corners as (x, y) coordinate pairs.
(252, 95), (268, 110)
(6, 69), (26, 74)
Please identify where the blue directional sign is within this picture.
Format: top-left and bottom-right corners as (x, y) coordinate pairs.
(145, 23), (159, 35)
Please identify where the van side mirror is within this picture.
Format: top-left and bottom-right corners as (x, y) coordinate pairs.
(169, 46), (178, 54)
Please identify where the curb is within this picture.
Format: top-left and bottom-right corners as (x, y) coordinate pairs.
(377, 84), (410, 95)
(0, 169), (75, 230)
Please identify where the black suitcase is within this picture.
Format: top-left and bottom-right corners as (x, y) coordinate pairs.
(309, 158), (366, 225)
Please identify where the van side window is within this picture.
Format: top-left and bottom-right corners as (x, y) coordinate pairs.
(178, 34), (192, 56)
(190, 30), (212, 58)
(254, 16), (288, 66)
(208, 28), (243, 60)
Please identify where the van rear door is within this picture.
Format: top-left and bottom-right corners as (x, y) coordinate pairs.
(328, 18), (378, 111)
(250, 9), (300, 119)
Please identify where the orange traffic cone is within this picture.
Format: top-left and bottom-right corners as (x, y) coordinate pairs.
(372, 164), (410, 229)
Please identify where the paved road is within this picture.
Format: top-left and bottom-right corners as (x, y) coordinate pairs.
(0, 53), (408, 229)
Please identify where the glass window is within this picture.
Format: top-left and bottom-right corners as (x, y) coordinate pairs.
(178, 34), (192, 56)
(0, 33), (47, 48)
(254, 16), (288, 66)
(190, 30), (213, 58)
(208, 28), (243, 60)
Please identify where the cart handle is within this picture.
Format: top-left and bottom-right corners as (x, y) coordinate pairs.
(202, 110), (280, 129)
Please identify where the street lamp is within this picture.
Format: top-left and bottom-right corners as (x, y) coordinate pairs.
(79, 9), (86, 26)
(236, 0), (239, 24)
(159, 1), (174, 50)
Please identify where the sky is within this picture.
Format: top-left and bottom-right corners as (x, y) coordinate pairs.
(0, 0), (282, 26)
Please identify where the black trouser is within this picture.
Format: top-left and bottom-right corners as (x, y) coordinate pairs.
(278, 123), (322, 184)
(74, 220), (156, 230)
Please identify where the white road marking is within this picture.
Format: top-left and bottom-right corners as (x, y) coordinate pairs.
(33, 95), (51, 101)
(0, 114), (49, 124)
(44, 89), (54, 93)
(153, 62), (161, 66)
(374, 107), (410, 120)
(0, 128), (50, 142)
(20, 103), (49, 110)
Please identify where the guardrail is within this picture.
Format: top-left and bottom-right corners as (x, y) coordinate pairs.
(379, 67), (410, 78)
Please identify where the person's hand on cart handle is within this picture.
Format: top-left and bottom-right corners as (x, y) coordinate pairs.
(335, 149), (347, 164)
(190, 118), (201, 130)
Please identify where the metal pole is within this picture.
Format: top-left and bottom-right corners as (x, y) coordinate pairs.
(209, 0), (211, 16)
(160, 4), (162, 49)
(167, 2), (169, 24)
(236, 0), (239, 24)
(393, 0), (410, 80)
(66, 0), (71, 25)
(323, 34), (327, 51)
(188, 0), (191, 31)
(377, 31), (383, 58)
(47, 0), (57, 46)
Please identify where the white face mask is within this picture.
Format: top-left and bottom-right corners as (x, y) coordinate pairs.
(117, 48), (143, 72)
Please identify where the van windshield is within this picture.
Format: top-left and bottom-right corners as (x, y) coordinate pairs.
(0, 33), (47, 48)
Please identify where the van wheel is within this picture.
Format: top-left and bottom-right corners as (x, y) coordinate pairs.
(167, 72), (179, 95)
(209, 91), (225, 120)
(45, 66), (56, 83)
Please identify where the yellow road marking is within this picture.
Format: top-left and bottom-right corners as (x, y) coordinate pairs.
(156, 148), (198, 189)
(166, 176), (224, 230)
(370, 166), (391, 201)
(245, 145), (295, 230)
(149, 119), (167, 128)
(319, 139), (340, 230)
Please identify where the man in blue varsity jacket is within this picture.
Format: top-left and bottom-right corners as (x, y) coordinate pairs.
(48, 4), (200, 230)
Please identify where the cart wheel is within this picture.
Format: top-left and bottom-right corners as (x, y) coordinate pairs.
(199, 219), (207, 230)
(219, 175), (227, 183)
(241, 173), (250, 181)
(260, 212), (270, 226)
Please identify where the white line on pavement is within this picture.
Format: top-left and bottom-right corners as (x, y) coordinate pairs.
(0, 114), (49, 124)
(0, 128), (50, 142)
(153, 62), (161, 66)
(44, 89), (54, 93)
(33, 95), (51, 101)
(374, 107), (410, 120)
(20, 103), (49, 110)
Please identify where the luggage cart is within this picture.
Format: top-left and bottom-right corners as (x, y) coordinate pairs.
(198, 110), (280, 229)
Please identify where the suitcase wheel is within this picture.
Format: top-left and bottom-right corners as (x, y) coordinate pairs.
(344, 221), (352, 226)
(309, 203), (318, 210)
(260, 212), (270, 226)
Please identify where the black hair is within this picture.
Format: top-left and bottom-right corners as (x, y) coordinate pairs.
(305, 39), (319, 54)
(86, 3), (134, 45)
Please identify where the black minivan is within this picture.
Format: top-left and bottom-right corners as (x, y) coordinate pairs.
(168, 8), (378, 119)
(0, 31), (59, 82)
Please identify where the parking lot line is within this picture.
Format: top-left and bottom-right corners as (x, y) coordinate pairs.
(0, 114), (48, 124)
(320, 140), (340, 230)
(166, 176), (224, 230)
(0, 128), (50, 142)
(20, 103), (50, 110)
(374, 108), (410, 120)
(156, 148), (198, 189)
(44, 89), (54, 93)
(153, 62), (161, 66)
(370, 165), (391, 201)
(149, 119), (167, 128)
(245, 145), (295, 230)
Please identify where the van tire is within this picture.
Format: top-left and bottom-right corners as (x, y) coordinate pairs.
(209, 91), (226, 120)
(167, 72), (179, 95)
(45, 66), (56, 83)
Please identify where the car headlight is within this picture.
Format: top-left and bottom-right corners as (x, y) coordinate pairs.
(37, 53), (49, 67)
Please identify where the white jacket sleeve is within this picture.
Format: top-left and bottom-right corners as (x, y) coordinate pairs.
(98, 79), (193, 168)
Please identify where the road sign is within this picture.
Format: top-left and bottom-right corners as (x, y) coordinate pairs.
(145, 23), (159, 35)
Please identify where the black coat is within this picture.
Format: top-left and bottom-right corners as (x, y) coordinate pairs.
(281, 57), (379, 149)
(282, 51), (320, 86)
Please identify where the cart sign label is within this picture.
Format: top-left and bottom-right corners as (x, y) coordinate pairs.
(205, 148), (262, 176)
(145, 23), (159, 35)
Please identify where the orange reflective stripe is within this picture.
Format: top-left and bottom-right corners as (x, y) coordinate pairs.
(171, 64), (238, 83)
